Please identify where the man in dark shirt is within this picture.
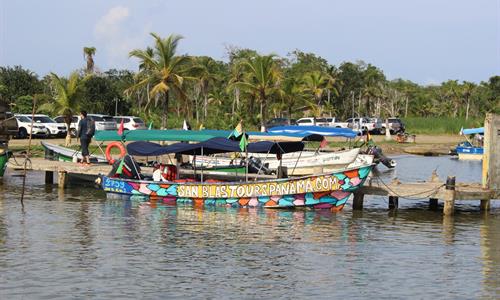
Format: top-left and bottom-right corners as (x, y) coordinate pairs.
(77, 111), (95, 164)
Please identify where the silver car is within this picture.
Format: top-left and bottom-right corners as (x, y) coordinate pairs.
(87, 114), (117, 131)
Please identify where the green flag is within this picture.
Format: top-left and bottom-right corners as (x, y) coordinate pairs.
(148, 121), (153, 130)
(239, 133), (248, 152)
(116, 158), (126, 174)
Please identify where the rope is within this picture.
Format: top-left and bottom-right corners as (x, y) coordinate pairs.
(371, 171), (446, 200)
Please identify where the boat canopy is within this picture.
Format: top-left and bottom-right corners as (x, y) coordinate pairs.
(461, 127), (484, 135)
(94, 129), (325, 142)
(267, 125), (358, 139)
(127, 137), (305, 156)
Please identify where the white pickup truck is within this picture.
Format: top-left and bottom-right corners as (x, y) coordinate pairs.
(340, 117), (383, 134)
(296, 117), (349, 128)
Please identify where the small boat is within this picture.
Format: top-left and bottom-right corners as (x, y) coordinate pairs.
(41, 141), (108, 163)
(0, 110), (19, 176)
(99, 137), (374, 211)
(452, 127), (484, 160)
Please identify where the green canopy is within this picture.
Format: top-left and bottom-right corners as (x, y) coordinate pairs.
(94, 129), (229, 142)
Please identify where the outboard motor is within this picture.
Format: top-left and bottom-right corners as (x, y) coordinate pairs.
(108, 155), (142, 179)
(243, 156), (273, 175)
(367, 145), (396, 169)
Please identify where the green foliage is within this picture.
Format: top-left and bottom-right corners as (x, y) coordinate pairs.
(403, 117), (483, 134)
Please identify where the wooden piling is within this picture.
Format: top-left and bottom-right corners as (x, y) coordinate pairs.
(352, 192), (364, 210)
(45, 171), (54, 184)
(480, 199), (490, 211)
(443, 176), (456, 215)
(57, 171), (67, 188)
(388, 196), (399, 209)
(482, 113), (500, 195)
(429, 198), (438, 210)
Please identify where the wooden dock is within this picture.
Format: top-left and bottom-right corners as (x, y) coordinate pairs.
(7, 113), (500, 216)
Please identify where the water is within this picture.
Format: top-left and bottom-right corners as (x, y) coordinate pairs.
(0, 156), (499, 299)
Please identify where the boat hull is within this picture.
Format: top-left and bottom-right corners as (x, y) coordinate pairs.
(0, 151), (9, 177)
(100, 164), (373, 211)
(456, 146), (483, 160)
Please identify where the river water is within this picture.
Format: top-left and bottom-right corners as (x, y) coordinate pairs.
(0, 156), (499, 299)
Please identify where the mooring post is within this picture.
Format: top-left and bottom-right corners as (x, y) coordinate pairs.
(429, 198), (438, 210)
(482, 113), (499, 205)
(480, 198), (491, 211)
(58, 171), (67, 189)
(388, 196), (399, 209)
(45, 171), (54, 184)
(443, 176), (456, 215)
(352, 192), (364, 210)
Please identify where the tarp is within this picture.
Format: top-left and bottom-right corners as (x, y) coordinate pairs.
(267, 125), (358, 138)
(126, 137), (305, 156)
(461, 127), (484, 135)
(95, 129), (326, 142)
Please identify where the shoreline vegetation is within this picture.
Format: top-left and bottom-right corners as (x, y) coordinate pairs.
(0, 32), (498, 136)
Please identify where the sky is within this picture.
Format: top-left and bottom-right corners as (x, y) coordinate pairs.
(0, 0), (498, 85)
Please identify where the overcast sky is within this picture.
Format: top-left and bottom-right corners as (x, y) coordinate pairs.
(1, 0), (498, 84)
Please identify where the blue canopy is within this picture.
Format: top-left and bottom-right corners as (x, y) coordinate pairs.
(267, 125), (358, 139)
(461, 127), (484, 135)
(126, 137), (305, 156)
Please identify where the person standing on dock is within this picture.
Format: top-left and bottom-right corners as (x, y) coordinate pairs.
(77, 111), (95, 165)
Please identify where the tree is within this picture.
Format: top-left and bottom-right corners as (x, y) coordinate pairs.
(192, 56), (220, 120)
(302, 71), (328, 116)
(127, 33), (191, 129)
(232, 54), (282, 128)
(83, 47), (97, 74)
(279, 77), (304, 121)
(40, 72), (85, 146)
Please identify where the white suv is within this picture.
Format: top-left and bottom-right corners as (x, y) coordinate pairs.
(18, 114), (67, 137)
(55, 114), (117, 137)
(114, 116), (147, 130)
(14, 115), (49, 138)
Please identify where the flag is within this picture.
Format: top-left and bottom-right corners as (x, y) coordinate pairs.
(228, 121), (243, 139)
(366, 131), (372, 142)
(116, 158), (125, 175)
(319, 137), (328, 148)
(148, 121), (153, 130)
(182, 120), (189, 130)
(459, 127), (464, 135)
(117, 119), (125, 135)
(239, 133), (248, 152)
(199, 123), (205, 130)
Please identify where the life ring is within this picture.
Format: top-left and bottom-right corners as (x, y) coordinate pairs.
(105, 142), (126, 165)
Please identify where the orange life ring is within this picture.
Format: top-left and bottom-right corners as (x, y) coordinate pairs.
(105, 142), (126, 165)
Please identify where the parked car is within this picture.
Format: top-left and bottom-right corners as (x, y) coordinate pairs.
(18, 114), (66, 137)
(265, 118), (296, 129)
(385, 117), (406, 134)
(367, 117), (385, 134)
(55, 114), (117, 137)
(114, 116), (147, 130)
(14, 115), (49, 138)
(345, 117), (382, 134)
(54, 115), (79, 137)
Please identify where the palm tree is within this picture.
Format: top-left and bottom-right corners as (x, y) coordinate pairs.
(193, 56), (219, 120)
(232, 54), (282, 128)
(279, 77), (303, 121)
(302, 71), (328, 116)
(127, 33), (191, 129)
(83, 47), (96, 74)
(40, 71), (84, 146)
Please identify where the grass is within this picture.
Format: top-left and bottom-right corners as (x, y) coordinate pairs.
(402, 117), (483, 134)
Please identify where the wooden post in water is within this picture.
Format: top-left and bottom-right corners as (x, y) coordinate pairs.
(443, 176), (456, 215)
(58, 171), (67, 188)
(429, 198), (438, 210)
(482, 113), (500, 207)
(388, 196), (398, 209)
(45, 171), (54, 184)
(352, 192), (364, 210)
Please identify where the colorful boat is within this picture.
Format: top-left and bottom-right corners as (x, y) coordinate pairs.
(99, 137), (374, 211)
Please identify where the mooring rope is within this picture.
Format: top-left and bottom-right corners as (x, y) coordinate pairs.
(371, 171), (446, 200)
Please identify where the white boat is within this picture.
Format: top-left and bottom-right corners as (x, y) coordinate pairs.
(41, 141), (108, 163)
(193, 148), (370, 175)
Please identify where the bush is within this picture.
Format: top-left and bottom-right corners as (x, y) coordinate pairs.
(402, 117), (483, 134)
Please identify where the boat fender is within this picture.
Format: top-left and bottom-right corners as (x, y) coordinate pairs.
(105, 142), (126, 165)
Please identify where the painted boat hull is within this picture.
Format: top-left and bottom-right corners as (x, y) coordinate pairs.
(194, 148), (362, 175)
(456, 146), (483, 160)
(100, 164), (374, 211)
(0, 151), (9, 177)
